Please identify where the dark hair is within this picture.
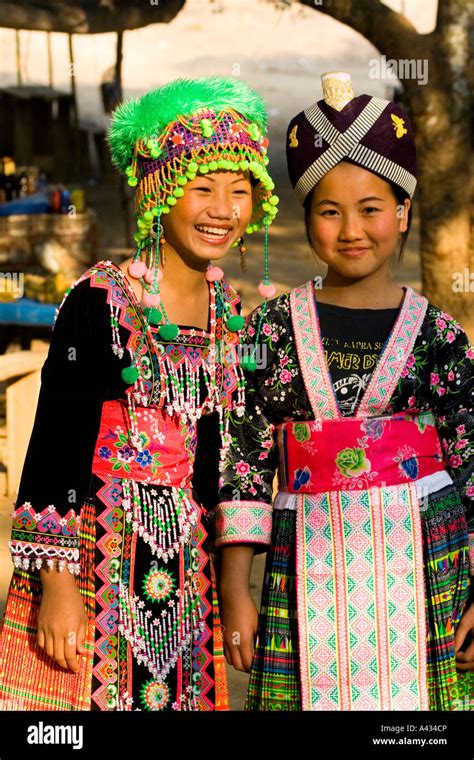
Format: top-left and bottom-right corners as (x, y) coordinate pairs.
(303, 175), (412, 264)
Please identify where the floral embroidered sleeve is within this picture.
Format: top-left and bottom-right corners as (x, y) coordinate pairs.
(10, 278), (110, 575)
(428, 306), (474, 574)
(214, 294), (303, 549)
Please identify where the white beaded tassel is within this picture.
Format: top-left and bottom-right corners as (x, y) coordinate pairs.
(321, 71), (355, 110)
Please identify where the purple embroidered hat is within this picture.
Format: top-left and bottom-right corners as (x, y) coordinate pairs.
(286, 71), (418, 204)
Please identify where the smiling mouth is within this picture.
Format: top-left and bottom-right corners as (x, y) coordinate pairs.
(338, 247), (370, 255)
(195, 224), (233, 242)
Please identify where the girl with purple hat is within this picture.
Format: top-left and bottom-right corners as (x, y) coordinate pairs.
(216, 72), (474, 711)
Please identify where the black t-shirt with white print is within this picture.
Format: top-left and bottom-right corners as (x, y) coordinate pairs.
(316, 301), (400, 416)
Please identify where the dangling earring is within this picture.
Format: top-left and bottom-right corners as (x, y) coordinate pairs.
(239, 236), (247, 272)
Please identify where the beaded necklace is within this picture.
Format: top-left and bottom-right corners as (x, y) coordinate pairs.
(105, 260), (245, 469)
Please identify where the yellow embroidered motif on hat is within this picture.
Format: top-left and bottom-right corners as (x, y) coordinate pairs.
(288, 125), (299, 148)
(391, 114), (407, 138)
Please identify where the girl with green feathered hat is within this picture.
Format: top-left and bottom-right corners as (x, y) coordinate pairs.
(0, 76), (278, 712)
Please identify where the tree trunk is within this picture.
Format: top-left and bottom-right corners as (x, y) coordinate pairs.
(404, 0), (472, 334)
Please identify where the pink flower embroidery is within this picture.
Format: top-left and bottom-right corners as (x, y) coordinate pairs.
(258, 452), (268, 460)
(408, 396), (416, 407)
(280, 356), (289, 367)
(249, 486), (257, 495)
(272, 333), (279, 342)
(430, 373), (440, 386)
(236, 460), (250, 477)
(437, 386), (446, 396)
(465, 347), (474, 360)
(456, 424), (466, 435)
(253, 474), (262, 485)
(247, 325), (256, 337)
(466, 486), (474, 497)
(446, 331), (455, 343)
(447, 370), (455, 381)
(455, 439), (468, 450)
(262, 323), (272, 336)
(406, 353), (416, 369)
(280, 369), (292, 384)
(448, 454), (463, 468)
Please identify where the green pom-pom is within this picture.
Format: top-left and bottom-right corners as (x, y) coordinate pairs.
(133, 232), (141, 243)
(199, 164), (209, 174)
(128, 177), (138, 187)
(161, 205), (170, 214)
(240, 354), (257, 372)
(150, 148), (160, 158)
(208, 161), (218, 171)
(167, 196), (177, 205)
(125, 166), (133, 177)
(239, 159), (249, 170)
(144, 307), (163, 324)
(226, 314), (245, 332)
(159, 323), (179, 341)
(203, 127), (213, 138)
(177, 176), (188, 185)
(269, 195), (279, 205)
(143, 210), (153, 220)
(174, 187), (184, 197)
(121, 365), (140, 384)
(188, 161), (199, 173)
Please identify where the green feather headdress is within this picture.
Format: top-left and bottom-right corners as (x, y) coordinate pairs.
(106, 75), (278, 241)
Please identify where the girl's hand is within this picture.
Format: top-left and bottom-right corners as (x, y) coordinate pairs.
(220, 589), (258, 673)
(454, 602), (474, 671)
(37, 567), (88, 673)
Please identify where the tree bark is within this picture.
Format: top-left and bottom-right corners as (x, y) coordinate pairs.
(275, 0), (474, 335)
(0, 0), (185, 33)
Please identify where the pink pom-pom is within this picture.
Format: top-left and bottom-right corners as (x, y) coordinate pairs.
(128, 261), (147, 279)
(205, 266), (224, 282)
(144, 267), (163, 285)
(142, 291), (161, 308)
(258, 282), (276, 299)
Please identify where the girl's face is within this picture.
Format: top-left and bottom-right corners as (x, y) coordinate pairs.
(162, 169), (254, 268)
(308, 161), (410, 280)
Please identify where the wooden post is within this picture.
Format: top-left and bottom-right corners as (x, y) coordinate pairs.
(15, 30), (22, 86)
(114, 30), (131, 248)
(47, 32), (53, 87)
(68, 33), (81, 180)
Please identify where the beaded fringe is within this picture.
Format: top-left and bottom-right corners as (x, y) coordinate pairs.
(121, 479), (198, 561)
(118, 572), (204, 685)
(10, 547), (80, 576)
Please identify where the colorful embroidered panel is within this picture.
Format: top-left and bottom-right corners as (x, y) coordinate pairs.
(214, 501), (273, 546)
(295, 484), (428, 710)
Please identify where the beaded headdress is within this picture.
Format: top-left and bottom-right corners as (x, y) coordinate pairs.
(286, 71), (418, 204)
(107, 76), (279, 244)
